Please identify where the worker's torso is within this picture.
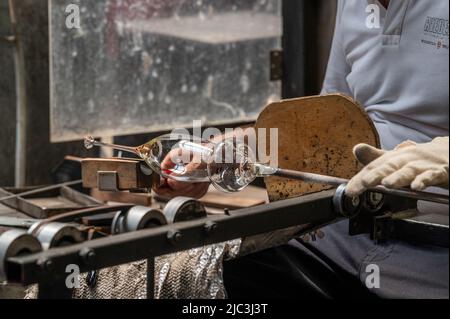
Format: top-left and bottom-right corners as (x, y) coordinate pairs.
(340, 0), (449, 149)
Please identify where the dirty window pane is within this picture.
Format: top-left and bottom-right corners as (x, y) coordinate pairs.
(49, 0), (282, 142)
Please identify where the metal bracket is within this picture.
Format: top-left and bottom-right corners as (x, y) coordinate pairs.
(270, 50), (283, 81)
(97, 171), (119, 192)
(372, 212), (449, 247)
(372, 213), (394, 243)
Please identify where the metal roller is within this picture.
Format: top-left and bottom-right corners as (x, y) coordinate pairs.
(364, 191), (385, 213)
(112, 206), (167, 235)
(0, 229), (42, 281)
(125, 206), (167, 231)
(163, 197), (207, 224)
(111, 211), (127, 235)
(333, 184), (363, 219)
(28, 222), (86, 250)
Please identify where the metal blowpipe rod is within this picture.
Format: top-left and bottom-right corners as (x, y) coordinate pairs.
(272, 168), (449, 205)
(84, 136), (139, 155)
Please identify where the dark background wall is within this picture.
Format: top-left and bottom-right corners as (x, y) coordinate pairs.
(0, 0), (96, 187)
(15, 0), (95, 186)
(0, 0), (16, 186)
(304, 0), (337, 95)
(282, 0), (336, 98)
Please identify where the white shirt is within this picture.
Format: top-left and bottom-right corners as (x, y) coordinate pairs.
(322, 0), (449, 150)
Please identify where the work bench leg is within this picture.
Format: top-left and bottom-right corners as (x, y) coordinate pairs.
(147, 258), (155, 299)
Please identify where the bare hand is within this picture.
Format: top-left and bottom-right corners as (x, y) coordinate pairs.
(152, 147), (210, 199)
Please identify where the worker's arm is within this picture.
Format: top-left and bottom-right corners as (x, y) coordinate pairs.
(346, 137), (450, 196)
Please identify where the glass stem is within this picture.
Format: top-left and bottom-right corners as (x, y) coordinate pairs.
(92, 140), (139, 156)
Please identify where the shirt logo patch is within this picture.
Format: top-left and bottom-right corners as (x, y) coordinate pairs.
(422, 17), (449, 51)
(424, 17), (449, 36)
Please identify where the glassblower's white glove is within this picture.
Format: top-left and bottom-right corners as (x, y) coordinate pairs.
(346, 137), (449, 196)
